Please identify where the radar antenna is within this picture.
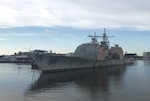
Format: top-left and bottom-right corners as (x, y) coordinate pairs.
(88, 32), (101, 44)
(99, 28), (114, 49)
(87, 28), (114, 46)
(101, 28), (114, 41)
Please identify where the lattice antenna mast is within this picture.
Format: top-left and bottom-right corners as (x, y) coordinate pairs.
(88, 32), (101, 44)
(102, 28), (108, 41)
(100, 28), (114, 48)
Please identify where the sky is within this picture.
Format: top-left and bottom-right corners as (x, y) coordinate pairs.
(0, 0), (150, 56)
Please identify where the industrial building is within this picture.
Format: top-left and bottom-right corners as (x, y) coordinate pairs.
(143, 52), (150, 59)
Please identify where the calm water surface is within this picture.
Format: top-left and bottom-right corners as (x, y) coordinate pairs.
(0, 60), (150, 101)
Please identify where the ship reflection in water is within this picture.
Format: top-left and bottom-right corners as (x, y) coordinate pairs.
(27, 66), (126, 101)
(2, 61), (150, 101)
(25, 60), (150, 101)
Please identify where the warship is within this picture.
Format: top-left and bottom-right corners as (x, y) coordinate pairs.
(30, 29), (133, 73)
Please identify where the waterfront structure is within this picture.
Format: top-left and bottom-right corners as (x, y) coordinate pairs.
(0, 52), (31, 63)
(143, 52), (150, 59)
(30, 50), (49, 54)
(30, 29), (133, 72)
(124, 53), (137, 59)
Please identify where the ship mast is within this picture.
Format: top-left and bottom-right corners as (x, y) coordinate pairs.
(100, 28), (114, 49)
(102, 28), (108, 41)
(88, 32), (101, 44)
(88, 28), (114, 46)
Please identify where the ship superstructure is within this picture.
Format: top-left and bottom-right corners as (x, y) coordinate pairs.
(75, 29), (123, 61)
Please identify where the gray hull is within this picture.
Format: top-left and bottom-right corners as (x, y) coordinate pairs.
(30, 53), (133, 72)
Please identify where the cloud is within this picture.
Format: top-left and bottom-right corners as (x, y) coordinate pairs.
(135, 35), (150, 39)
(0, 32), (48, 38)
(0, 37), (11, 41)
(10, 33), (45, 37)
(45, 29), (55, 35)
(0, 0), (150, 30)
(0, 32), (44, 41)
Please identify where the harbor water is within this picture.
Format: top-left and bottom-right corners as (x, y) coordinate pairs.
(1, 60), (150, 101)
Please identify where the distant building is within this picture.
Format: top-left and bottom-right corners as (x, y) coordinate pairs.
(124, 53), (137, 59)
(143, 52), (150, 59)
(65, 53), (75, 57)
(30, 50), (48, 54)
